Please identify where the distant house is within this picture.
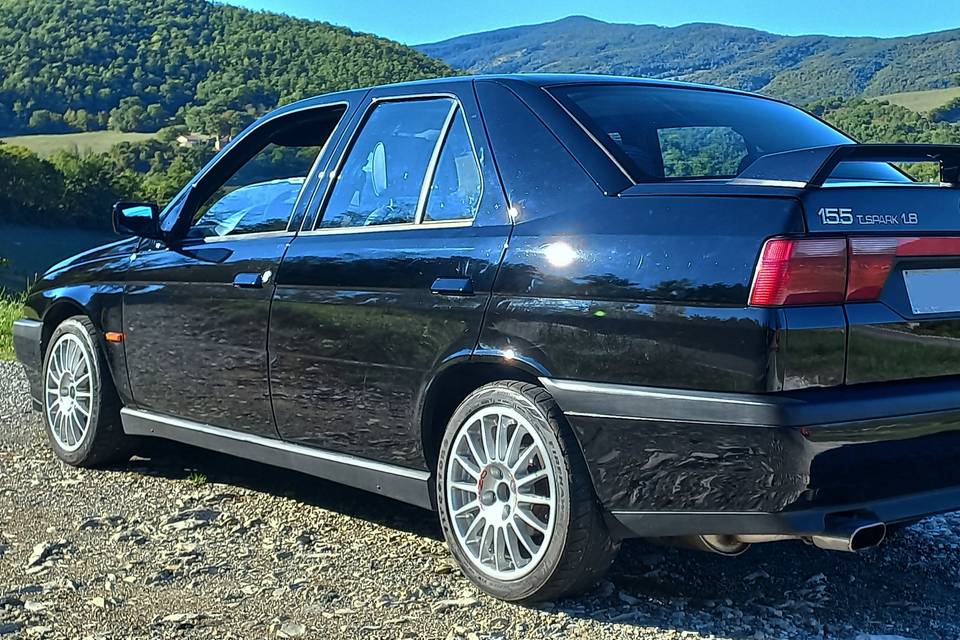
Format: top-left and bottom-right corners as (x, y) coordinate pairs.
(176, 133), (211, 148)
(176, 133), (231, 151)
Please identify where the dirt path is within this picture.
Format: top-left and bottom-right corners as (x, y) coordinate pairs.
(1, 361), (957, 639)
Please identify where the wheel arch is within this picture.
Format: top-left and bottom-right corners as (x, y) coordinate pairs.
(40, 298), (92, 357)
(419, 358), (542, 477)
(38, 296), (129, 405)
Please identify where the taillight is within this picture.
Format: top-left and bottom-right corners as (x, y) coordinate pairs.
(749, 238), (847, 306)
(751, 236), (960, 307)
(847, 238), (897, 301)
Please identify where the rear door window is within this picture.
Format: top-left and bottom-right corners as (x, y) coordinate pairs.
(423, 112), (482, 222)
(320, 99), (455, 229)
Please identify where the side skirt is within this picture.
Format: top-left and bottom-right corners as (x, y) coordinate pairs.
(120, 408), (434, 510)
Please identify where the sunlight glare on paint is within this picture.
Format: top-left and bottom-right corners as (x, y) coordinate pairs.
(543, 241), (579, 267)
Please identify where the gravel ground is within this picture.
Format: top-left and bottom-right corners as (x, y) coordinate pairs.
(1, 360), (959, 640)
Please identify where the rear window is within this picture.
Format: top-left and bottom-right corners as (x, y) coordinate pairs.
(551, 84), (910, 184)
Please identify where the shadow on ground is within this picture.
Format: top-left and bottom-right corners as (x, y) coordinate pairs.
(116, 439), (960, 640)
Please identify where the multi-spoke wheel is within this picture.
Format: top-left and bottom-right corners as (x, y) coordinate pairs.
(437, 381), (619, 602)
(41, 316), (131, 467)
(446, 406), (557, 580)
(45, 332), (94, 452)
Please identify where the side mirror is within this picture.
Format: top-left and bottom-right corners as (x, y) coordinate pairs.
(112, 202), (162, 239)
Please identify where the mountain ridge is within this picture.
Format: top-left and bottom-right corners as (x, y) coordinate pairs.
(417, 16), (960, 103)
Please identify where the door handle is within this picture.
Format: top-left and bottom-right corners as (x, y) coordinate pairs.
(233, 272), (264, 289)
(431, 277), (474, 296)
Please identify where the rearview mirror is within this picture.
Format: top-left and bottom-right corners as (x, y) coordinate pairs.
(112, 201), (162, 239)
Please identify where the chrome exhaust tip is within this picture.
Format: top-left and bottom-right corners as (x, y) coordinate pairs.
(810, 521), (886, 552)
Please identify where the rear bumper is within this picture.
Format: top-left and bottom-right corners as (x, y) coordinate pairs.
(542, 376), (960, 537)
(13, 318), (43, 406)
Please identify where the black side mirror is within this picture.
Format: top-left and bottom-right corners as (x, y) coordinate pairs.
(112, 201), (162, 239)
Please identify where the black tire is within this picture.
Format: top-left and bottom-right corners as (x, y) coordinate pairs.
(436, 381), (619, 602)
(40, 316), (132, 467)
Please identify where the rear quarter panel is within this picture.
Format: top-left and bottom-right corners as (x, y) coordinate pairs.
(477, 80), (806, 393)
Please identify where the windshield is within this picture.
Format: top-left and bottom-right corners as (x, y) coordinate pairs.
(550, 84), (910, 184)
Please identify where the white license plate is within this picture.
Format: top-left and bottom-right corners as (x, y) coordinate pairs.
(903, 269), (960, 314)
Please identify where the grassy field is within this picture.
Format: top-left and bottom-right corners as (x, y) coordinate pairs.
(0, 130), (156, 157)
(0, 292), (24, 360)
(871, 87), (960, 113)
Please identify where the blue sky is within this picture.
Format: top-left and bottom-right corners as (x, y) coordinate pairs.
(229, 1), (960, 44)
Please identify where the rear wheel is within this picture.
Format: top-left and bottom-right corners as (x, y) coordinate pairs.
(41, 316), (131, 467)
(436, 381), (618, 602)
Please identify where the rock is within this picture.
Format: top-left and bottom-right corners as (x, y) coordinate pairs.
(278, 621), (307, 638)
(431, 597), (480, 613)
(26, 540), (68, 568)
(744, 570), (770, 582)
(158, 613), (205, 629)
(0, 623), (23, 636)
(88, 597), (106, 609)
(78, 516), (125, 530)
(23, 601), (48, 612)
(295, 533), (313, 546)
(163, 508), (220, 532)
(26, 627), (52, 637)
(111, 530), (148, 545)
(0, 595), (24, 608)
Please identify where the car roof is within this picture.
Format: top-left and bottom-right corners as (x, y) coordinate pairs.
(278, 73), (765, 115)
(381, 73), (759, 96)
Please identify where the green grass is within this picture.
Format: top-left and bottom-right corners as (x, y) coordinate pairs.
(0, 292), (24, 361)
(870, 87), (960, 113)
(0, 130), (157, 157)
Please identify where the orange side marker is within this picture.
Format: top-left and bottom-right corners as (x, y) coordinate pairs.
(104, 332), (125, 343)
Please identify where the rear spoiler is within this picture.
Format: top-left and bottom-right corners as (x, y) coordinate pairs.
(731, 144), (960, 189)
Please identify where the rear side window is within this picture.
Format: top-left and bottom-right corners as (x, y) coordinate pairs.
(424, 113), (482, 222)
(551, 85), (910, 183)
(321, 98), (461, 229)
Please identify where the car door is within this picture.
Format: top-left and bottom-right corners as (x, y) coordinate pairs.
(122, 101), (352, 437)
(269, 82), (511, 468)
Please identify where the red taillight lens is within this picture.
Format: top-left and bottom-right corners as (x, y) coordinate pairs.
(749, 238), (848, 307)
(847, 238), (897, 301)
(751, 236), (960, 307)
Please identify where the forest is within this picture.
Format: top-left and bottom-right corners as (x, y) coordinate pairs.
(0, 0), (450, 137)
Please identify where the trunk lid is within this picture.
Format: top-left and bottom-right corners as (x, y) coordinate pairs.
(770, 146), (960, 385)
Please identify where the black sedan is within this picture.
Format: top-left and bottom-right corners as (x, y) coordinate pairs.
(14, 74), (960, 601)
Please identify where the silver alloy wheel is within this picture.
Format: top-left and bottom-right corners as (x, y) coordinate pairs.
(445, 406), (557, 581)
(44, 333), (94, 452)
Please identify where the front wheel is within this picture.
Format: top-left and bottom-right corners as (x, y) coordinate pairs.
(436, 381), (618, 602)
(41, 316), (132, 467)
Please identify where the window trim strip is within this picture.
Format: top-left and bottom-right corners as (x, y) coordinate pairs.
(298, 218), (474, 237)
(414, 102), (459, 225)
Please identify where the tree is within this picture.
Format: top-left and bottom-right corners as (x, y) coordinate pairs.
(108, 97), (148, 132)
(27, 110), (71, 133)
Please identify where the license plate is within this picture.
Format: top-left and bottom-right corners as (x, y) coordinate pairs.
(903, 268), (960, 314)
